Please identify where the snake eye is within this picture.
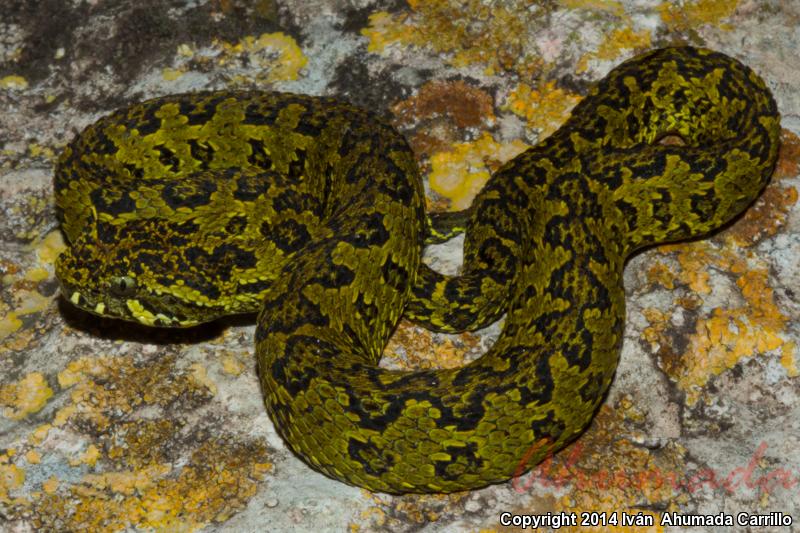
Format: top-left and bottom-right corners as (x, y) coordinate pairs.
(110, 276), (137, 297)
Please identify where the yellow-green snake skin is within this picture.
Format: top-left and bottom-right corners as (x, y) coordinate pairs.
(55, 47), (780, 493)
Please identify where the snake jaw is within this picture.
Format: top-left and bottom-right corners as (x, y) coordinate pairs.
(61, 281), (200, 328)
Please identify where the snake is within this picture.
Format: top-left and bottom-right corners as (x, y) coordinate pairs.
(54, 47), (780, 493)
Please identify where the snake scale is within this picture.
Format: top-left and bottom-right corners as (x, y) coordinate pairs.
(55, 47), (780, 493)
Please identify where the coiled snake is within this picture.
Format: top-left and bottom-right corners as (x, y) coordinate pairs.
(55, 47), (780, 493)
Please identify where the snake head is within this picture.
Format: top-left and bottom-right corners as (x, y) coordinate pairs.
(56, 217), (248, 327)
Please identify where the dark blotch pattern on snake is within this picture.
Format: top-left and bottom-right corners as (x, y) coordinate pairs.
(55, 47), (780, 493)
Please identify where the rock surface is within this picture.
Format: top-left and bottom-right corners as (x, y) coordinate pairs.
(1, 1), (799, 531)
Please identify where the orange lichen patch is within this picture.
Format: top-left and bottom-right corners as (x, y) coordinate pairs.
(645, 262), (675, 290)
(657, 243), (714, 294)
(25, 450), (41, 464)
(659, 0), (740, 30)
(642, 307), (670, 351)
(56, 355), (213, 432)
(20, 354), (270, 529)
(0, 257), (22, 281)
(674, 294), (702, 311)
(81, 464), (171, 496)
(393, 81), (496, 168)
(33, 439), (271, 531)
(384, 321), (480, 371)
(511, 400), (685, 531)
(394, 80), (495, 131)
(504, 81), (582, 139)
(727, 184), (797, 246)
(42, 476), (59, 494)
(428, 132), (528, 209)
(643, 241), (795, 403)
(106, 419), (181, 468)
(356, 490), (468, 529)
(406, 132), (460, 168)
(0, 463), (26, 502)
(0, 371), (54, 420)
(362, 1), (549, 77)
(576, 27), (652, 72)
(774, 130), (800, 180)
(69, 445), (100, 468)
(30, 424), (52, 445)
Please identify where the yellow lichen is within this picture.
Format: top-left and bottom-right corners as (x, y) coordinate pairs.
(162, 67), (186, 81)
(25, 450), (41, 464)
(428, 132), (528, 209)
(189, 363), (218, 396)
(0, 314), (22, 341)
(215, 32), (308, 83)
(0, 463), (25, 502)
(177, 43), (194, 58)
(558, 0), (626, 17)
(42, 476), (59, 494)
(55, 355), (213, 432)
(645, 262), (675, 290)
(28, 142), (56, 160)
(659, 0), (740, 30)
(576, 27), (652, 72)
(249, 32), (308, 81)
(31, 424), (52, 444)
(82, 464), (170, 496)
(37, 230), (66, 265)
(0, 372), (54, 420)
(11, 290), (52, 318)
(37, 440), (271, 531)
(0, 75), (28, 90)
(81, 445), (101, 467)
(385, 321), (480, 371)
(165, 32), (307, 88)
(52, 405), (76, 427)
(781, 342), (798, 377)
(504, 81), (582, 139)
(362, 11), (416, 54)
(361, 1), (548, 78)
(221, 353), (245, 376)
(25, 267), (50, 282)
(644, 241), (794, 405)
(24, 353), (271, 530)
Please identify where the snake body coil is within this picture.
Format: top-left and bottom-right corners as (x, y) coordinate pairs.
(56, 47), (780, 493)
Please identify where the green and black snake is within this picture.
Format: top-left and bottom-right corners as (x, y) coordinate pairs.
(55, 47), (780, 493)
